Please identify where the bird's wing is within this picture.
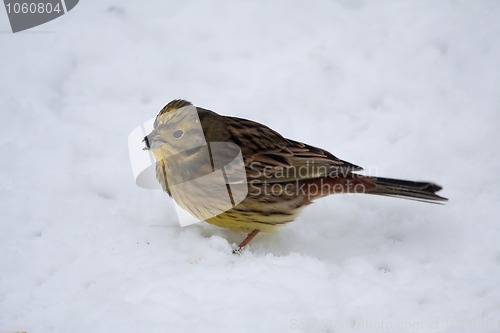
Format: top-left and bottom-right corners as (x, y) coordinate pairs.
(223, 116), (362, 183)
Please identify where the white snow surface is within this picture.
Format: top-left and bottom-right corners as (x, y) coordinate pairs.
(1, 1), (500, 332)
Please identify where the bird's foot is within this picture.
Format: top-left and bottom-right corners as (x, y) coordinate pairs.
(231, 229), (260, 255)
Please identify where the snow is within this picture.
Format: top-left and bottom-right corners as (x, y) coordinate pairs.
(1, 1), (500, 332)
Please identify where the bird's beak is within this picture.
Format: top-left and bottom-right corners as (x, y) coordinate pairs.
(142, 135), (151, 150)
(143, 130), (168, 150)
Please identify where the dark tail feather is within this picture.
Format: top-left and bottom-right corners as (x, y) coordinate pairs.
(367, 176), (448, 203)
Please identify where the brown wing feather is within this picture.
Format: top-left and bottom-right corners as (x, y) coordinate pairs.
(222, 115), (362, 183)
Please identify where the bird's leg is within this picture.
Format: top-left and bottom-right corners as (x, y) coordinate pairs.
(238, 229), (260, 248)
(232, 229), (260, 254)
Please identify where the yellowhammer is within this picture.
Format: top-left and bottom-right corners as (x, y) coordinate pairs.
(144, 99), (447, 252)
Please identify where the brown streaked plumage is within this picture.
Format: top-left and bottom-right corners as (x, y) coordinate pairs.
(146, 99), (447, 252)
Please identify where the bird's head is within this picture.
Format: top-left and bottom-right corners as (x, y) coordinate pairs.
(144, 99), (207, 163)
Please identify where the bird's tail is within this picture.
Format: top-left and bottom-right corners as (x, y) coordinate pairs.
(366, 176), (448, 203)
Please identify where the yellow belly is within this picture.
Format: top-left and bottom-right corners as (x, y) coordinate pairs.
(156, 160), (311, 232)
(204, 200), (302, 233)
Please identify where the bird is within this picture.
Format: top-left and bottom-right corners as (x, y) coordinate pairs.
(144, 99), (447, 252)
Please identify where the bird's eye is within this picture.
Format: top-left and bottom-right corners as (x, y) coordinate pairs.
(172, 129), (184, 139)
